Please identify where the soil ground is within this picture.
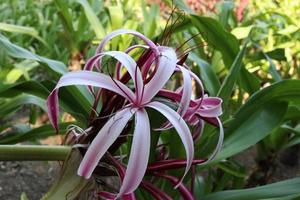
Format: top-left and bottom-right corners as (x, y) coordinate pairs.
(0, 161), (59, 200)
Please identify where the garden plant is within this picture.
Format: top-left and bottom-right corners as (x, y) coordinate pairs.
(0, 0), (300, 200)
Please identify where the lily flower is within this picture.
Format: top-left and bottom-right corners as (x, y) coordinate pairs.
(47, 29), (195, 197)
(46, 29), (223, 198)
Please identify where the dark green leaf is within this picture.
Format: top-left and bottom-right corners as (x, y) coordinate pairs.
(190, 15), (260, 94)
(0, 123), (71, 144)
(217, 44), (247, 102)
(189, 53), (220, 96)
(248, 48), (286, 62)
(215, 80), (300, 161)
(190, 15), (239, 67)
(216, 101), (287, 161)
(0, 94), (46, 117)
(202, 177), (300, 200)
(0, 34), (67, 76)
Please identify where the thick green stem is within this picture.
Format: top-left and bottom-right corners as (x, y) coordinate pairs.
(0, 145), (71, 161)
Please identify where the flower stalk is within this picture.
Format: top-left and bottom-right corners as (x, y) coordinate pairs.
(0, 145), (71, 161)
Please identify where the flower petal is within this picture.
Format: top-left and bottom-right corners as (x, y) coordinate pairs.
(118, 108), (151, 196)
(142, 47), (177, 103)
(116, 45), (149, 80)
(157, 66), (192, 130)
(196, 97), (223, 117)
(85, 51), (143, 93)
(47, 71), (135, 130)
(177, 66), (192, 117)
(205, 117), (224, 163)
(96, 29), (158, 56)
(78, 107), (135, 179)
(146, 101), (194, 185)
(102, 51), (144, 103)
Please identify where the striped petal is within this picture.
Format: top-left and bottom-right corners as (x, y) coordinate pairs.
(118, 108), (151, 196)
(84, 51), (144, 103)
(146, 101), (194, 185)
(204, 117), (224, 163)
(177, 66), (192, 117)
(78, 107), (135, 179)
(142, 47), (177, 103)
(157, 66), (192, 130)
(96, 29), (158, 56)
(116, 45), (149, 80)
(46, 71), (135, 130)
(196, 97), (223, 117)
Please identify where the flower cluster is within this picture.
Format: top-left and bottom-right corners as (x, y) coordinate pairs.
(47, 29), (223, 199)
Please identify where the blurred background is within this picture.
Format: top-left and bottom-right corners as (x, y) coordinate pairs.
(0, 0), (299, 199)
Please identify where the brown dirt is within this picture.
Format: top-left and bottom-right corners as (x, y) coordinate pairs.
(0, 161), (59, 200)
(234, 144), (300, 187)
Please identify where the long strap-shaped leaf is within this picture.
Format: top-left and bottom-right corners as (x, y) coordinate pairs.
(0, 34), (67, 76)
(202, 177), (300, 200)
(215, 80), (300, 161)
(217, 44), (247, 103)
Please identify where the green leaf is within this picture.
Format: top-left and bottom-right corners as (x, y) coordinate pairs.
(217, 44), (247, 102)
(54, 0), (74, 33)
(219, 1), (234, 28)
(77, 0), (105, 39)
(0, 22), (47, 45)
(215, 80), (300, 161)
(202, 177), (300, 200)
(277, 25), (299, 36)
(6, 60), (39, 83)
(0, 94), (46, 117)
(250, 44), (282, 82)
(0, 22), (38, 36)
(263, 52), (282, 82)
(194, 175), (205, 198)
(0, 81), (90, 125)
(0, 123), (71, 144)
(248, 48), (286, 62)
(0, 34), (67, 76)
(54, 0), (78, 53)
(190, 15), (260, 94)
(20, 192), (30, 200)
(217, 101), (287, 161)
(190, 15), (239, 67)
(189, 53), (220, 96)
(141, 2), (159, 38)
(231, 80), (300, 116)
(0, 81), (49, 98)
(231, 26), (254, 39)
(108, 5), (124, 31)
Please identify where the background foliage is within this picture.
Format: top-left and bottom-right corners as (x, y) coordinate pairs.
(0, 0), (300, 199)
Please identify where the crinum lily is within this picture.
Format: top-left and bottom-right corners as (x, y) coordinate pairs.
(47, 29), (223, 198)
